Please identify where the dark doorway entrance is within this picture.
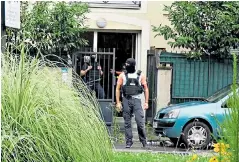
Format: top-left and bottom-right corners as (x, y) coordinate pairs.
(98, 32), (136, 72)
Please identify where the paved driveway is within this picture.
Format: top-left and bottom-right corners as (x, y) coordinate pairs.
(114, 142), (213, 156)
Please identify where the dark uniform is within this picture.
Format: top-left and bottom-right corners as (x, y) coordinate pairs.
(81, 60), (105, 99)
(117, 58), (148, 148)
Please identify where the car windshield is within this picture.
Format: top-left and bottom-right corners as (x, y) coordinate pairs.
(206, 84), (232, 103)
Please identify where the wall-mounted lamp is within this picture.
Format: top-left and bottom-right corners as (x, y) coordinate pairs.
(96, 18), (107, 28)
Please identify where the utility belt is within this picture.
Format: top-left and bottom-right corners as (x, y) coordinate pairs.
(123, 95), (134, 99)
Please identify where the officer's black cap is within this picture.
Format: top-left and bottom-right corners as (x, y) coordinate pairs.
(126, 58), (136, 66)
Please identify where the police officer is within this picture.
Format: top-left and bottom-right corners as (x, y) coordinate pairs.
(110, 57), (126, 76)
(110, 64), (126, 76)
(116, 58), (149, 148)
(80, 55), (105, 99)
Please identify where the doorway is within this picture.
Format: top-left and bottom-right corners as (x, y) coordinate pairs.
(74, 32), (138, 118)
(98, 32), (136, 72)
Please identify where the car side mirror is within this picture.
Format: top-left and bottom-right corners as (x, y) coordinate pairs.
(221, 103), (229, 108)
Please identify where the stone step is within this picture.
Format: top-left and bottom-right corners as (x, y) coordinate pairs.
(114, 117), (141, 141)
(115, 117), (139, 129)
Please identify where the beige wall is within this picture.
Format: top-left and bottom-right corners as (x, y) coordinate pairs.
(157, 66), (172, 111)
(84, 1), (179, 79)
(85, 1), (183, 52)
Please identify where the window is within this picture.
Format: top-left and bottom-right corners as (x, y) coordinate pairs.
(80, 1), (141, 9)
(81, 32), (94, 48)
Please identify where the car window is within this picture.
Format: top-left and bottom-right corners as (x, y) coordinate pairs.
(207, 85), (232, 103)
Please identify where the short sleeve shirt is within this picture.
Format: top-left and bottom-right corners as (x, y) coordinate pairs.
(81, 63), (102, 83)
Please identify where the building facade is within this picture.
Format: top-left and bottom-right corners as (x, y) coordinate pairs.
(83, 1), (176, 75)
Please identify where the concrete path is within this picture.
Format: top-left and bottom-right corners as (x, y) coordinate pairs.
(113, 142), (214, 156)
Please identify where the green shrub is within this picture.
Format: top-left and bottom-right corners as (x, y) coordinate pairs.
(219, 53), (239, 162)
(1, 43), (113, 162)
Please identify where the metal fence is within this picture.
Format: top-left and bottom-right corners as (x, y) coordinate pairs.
(72, 48), (116, 133)
(72, 48), (116, 100)
(159, 52), (238, 104)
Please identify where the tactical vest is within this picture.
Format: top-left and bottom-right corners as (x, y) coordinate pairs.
(88, 62), (100, 82)
(122, 70), (144, 97)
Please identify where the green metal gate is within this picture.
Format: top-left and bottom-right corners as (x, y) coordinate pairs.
(146, 50), (159, 123)
(159, 52), (238, 104)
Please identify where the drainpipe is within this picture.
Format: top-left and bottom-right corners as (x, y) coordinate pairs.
(1, 1), (6, 53)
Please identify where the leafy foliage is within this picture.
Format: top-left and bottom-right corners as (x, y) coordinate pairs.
(220, 54), (239, 162)
(6, 1), (89, 57)
(1, 42), (113, 162)
(153, 2), (239, 59)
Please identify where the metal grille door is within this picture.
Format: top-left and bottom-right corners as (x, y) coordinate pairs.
(72, 48), (116, 133)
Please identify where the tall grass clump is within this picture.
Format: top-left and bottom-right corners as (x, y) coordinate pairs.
(1, 43), (113, 162)
(219, 53), (239, 162)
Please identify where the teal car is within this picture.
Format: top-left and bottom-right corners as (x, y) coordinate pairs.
(153, 84), (237, 148)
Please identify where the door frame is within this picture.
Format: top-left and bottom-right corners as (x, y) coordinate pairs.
(89, 30), (140, 67)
